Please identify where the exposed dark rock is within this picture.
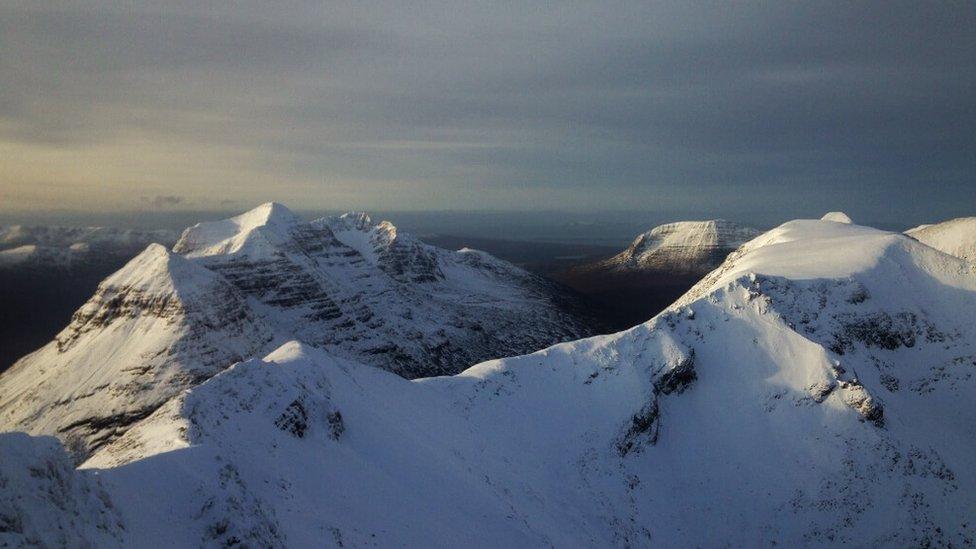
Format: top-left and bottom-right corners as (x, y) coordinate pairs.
(327, 411), (344, 440)
(274, 399), (308, 438)
(654, 351), (697, 395)
(617, 400), (659, 457)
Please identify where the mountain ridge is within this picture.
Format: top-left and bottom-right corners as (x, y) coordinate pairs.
(47, 214), (976, 546)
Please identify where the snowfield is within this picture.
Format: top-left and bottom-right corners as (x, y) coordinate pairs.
(2, 212), (976, 547)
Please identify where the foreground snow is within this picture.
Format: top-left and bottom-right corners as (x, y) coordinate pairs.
(3, 213), (974, 547)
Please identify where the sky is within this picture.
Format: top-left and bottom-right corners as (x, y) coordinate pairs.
(1, 1), (974, 224)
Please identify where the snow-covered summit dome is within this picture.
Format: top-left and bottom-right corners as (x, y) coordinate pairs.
(820, 211), (853, 224)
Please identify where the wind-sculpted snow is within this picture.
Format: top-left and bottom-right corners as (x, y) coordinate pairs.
(0, 203), (592, 459)
(821, 211), (854, 223)
(38, 215), (974, 547)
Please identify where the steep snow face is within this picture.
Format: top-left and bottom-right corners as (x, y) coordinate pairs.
(0, 433), (124, 547)
(582, 220), (762, 275)
(907, 216), (976, 263)
(76, 217), (976, 546)
(0, 244), (275, 457)
(0, 204), (592, 458)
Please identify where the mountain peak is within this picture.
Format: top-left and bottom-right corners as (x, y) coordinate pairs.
(105, 243), (216, 294)
(244, 202), (300, 227)
(339, 211), (374, 228)
(173, 203), (302, 258)
(322, 211), (376, 233)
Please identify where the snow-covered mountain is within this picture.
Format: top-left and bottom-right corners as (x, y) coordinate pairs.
(0, 226), (180, 375)
(907, 216), (976, 263)
(557, 219), (764, 330)
(3, 212), (974, 547)
(575, 219), (762, 276)
(0, 203), (593, 459)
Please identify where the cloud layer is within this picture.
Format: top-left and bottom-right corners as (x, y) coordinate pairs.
(1, 1), (973, 220)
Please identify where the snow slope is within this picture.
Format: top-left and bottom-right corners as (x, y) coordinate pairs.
(0, 244), (276, 457)
(907, 216), (976, 263)
(0, 204), (592, 459)
(12, 213), (971, 547)
(575, 219), (762, 276)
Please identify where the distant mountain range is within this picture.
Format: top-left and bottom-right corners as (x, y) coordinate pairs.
(3, 211), (975, 546)
(0, 226), (179, 373)
(0, 225), (178, 269)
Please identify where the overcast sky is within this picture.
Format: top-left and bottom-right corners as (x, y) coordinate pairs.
(1, 1), (973, 222)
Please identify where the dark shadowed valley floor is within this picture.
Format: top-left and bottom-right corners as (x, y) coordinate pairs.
(0, 261), (132, 373)
(424, 235), (702, 331)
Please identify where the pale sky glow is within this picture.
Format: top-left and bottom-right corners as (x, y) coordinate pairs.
(1, 1), (973, 219)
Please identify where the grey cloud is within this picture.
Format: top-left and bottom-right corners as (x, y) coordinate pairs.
(0, 1), (973, 220)
(144, 195), (185, 208)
